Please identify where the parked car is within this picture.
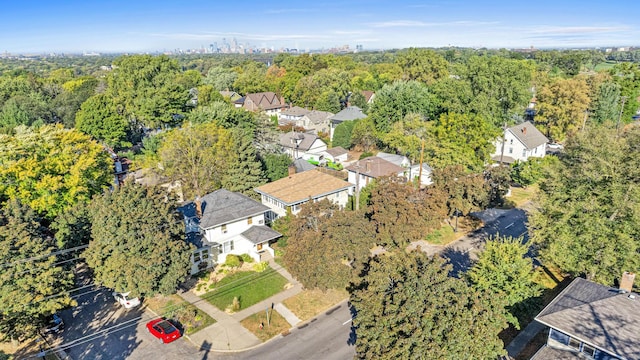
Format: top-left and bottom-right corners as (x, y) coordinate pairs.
(112, 291), (141, 309)
(41, 313), (64, 334)
(146, 318), (181, 344)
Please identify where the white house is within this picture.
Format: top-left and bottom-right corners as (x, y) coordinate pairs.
(279, 132), (327, 160)
(278, 106), (311, 123)
(177, 189), (281, 274)
(255, 169), (354, 219)
(345, 156), (406, 192)
(376, 152), (433, 186)
(321, 147), (349, 164)
(299, 110), (334, 134)
(492, 122), (548, 164)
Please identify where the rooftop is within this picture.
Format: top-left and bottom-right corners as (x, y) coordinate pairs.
(330, 106), (367, 122)
(179, 189), (270, 230)
(508, 121), (549, 149)
(345, 156), (405, 178)
(255, 169), (353, 205)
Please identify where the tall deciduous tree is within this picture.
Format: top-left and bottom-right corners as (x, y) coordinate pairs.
(84, 182), (192, 296)
(468, 235), (541, 328)
(283, 200), (374, 290)
(431, 165), (490, 216)
(0, 125), (112, 219)
(75, 93), (130, 149)
(368, 80), (435, 133)
(350, 252), (508, 359)
(0, 200), (75, 340)
(396, 48), (449, 85)
(158, 122), (233, 200)
(530, 127), (640, 286)
(332, 120), (356, 149)
(536, 77), (591, 142)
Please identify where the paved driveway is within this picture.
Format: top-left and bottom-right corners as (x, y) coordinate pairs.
(46, 267), (205, 360)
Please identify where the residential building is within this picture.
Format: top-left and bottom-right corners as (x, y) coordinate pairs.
(177, 189), (281, 274)
(361, 90), (375, 104)
(255, 169), (354, 219)
(219, 90), (241, 102)
(279, 131), (327, 159)
(278, 106), (311, 123)
(300, 110), (334, 134)
(321, 146), (348, 164)
(329, 106), (367, 141)
(377, 151), (433, 186)
(234, 92), (287, 115)
(532, 273), (639, 360)
(345, 156), (405, 191)
(492, 121), (548, 164)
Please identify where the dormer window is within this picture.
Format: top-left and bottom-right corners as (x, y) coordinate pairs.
(247, 217), (253, 225)
(221, 224), (227, 234)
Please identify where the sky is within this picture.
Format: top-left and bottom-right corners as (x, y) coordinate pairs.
(1, 0), (639, 54)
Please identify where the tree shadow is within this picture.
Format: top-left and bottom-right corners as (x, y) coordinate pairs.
(200, 340), (212, 360)
(440, 247), (473, 278)
(347, 302), (357, 346)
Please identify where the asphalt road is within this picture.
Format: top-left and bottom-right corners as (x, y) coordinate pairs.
(217, 300), (356, 360)
(442, 207), (530, 276)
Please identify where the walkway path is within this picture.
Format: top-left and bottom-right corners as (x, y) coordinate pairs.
(505, 320), (545, 358)
(179, 256), (304, 351)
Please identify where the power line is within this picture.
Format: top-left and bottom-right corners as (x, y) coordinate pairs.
(1, 244), (89, 269)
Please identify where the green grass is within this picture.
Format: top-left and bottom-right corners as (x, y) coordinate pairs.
(202, 268), (288, 312)
(425, 225), (455, 245)
(144, 294), (216, 335)
(504, 184), (539, 208)
(594, 61), (617, 71)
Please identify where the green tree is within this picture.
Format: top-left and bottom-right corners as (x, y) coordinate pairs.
(261, 153), (291, 181)
(350, 118), (378, 152)
(510, 156), (559, 188)
(536, 77), (591, 142)
(530, 127), (640, 285)
(396, 48), (449, 85)
(591, 81), (621, 125)
(332, 120), (356, 149)
(186, 101), (256, 130)
(0, 200), (76, 340)
(431, 165), (490, 216)
(203, 66), (238, 91)
(610, 62), (640, 124)
(84, 182), (192, 296)
(368, 80), (435, 133)
(349, 91), (369, 113)
(75, 94), (130, 149)
(158, 122), (233, 200)
(221, 130), (266, 199)
(315, 91), (341, 113)
(0, 125), (112, 219)
(283, 200), (373, 290)
(350, 252), (508, 359)
(468, 235), (541, 328)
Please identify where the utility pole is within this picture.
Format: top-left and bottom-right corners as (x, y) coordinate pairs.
(418, 138), (425, 188)
(499, 121), (507, 165)
(355, 162), (360, 211)
(616, 96), (627, 136)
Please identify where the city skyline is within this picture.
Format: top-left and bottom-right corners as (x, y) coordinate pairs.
(1, 0), (639, 54)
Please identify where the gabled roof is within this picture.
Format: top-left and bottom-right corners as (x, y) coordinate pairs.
(325, 146), (348, 157)
(330, 106), (367, 122)
(245, 92), (284, 110)
(345, 156), (405, 178)
(281, 106), (310, 117)
(194, 189), (270, 230)
(292, 158), (316, 173)
(255, 169), (353, 205)
(361, 90), (375, 103)
(376, 152), (409, 167)
(279, 132), (324, 151)
(535, 277), (640, 359)
(508, 122), (548, 149)
(240, 225), (282, 244)
(220, 91), (241, 101)
(303, 110), (334, 125)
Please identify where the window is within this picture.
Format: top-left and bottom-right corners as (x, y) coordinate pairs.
(509, 147), (513, 154)
(522, 150), (526, 157)
(534, 147), (538, 154)
(258, 219), (264, 224)
(582, 344), (595, 358)
(247, 217), (253, 225)
(510, 139), (513, 145)
(193, 252), (201, 263)
(568, 337), (581, 350)
(549, 329), (570, 345)
(221, 224), (227, 234)
(223, 240), (234, 253)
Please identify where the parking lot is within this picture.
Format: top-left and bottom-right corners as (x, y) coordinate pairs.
(45, 268), (205, 359)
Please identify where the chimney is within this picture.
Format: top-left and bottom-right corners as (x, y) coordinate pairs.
(194, 196), (202, 219)
(365, 160), (371, 173)
(620, 271), (636, 293)
(288, 164), (296, 176)
(522, 126), (527, 135)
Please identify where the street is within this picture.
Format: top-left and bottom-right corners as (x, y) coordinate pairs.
(218, 300), (356, 360)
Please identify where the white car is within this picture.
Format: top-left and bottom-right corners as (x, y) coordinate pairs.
(112, 291), (141, 309)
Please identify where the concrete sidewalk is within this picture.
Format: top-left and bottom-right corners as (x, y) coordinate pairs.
(179, 257), (304, 352)
(505, 320), (545, 358)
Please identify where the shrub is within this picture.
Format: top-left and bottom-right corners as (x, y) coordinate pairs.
(232, 296), (241, 311)
(224, 254), (243, 268)
(240, 253), (254, 263)
(253, 261), (269, 272)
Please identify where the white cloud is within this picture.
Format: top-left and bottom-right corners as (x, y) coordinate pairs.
(528, 25), (629, 35)
(369, 20), (499, 28)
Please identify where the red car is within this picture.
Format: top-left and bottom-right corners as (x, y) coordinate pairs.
(146, 318), (181, 344)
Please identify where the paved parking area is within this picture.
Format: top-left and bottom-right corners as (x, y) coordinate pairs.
(46, 278), (205, 359)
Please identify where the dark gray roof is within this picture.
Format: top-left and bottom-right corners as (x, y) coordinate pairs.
(330, 106), (367, 122)
(535, 278), (640, 359)
(240, 225), (282, 244)
(195, 189), (270, 230)
(279, 132), (322, 151)
(292, 158), (317, 173)
(508, 122), (549, 149)
(304, 110), (334, 125)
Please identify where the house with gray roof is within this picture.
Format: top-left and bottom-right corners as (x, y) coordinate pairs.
(531, 274), (639, 360)
(279, 131), (327, 159)
(177, 189), (281, 274)
(492, 121), (549, 164)
(278, 106), (311, 123)
(329, 106), (367, 141)
(345, 156), (405, 191)
(377, 152), (433, 186)
(300, 110), (334, 134)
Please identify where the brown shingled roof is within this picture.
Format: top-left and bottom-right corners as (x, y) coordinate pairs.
(254, 169), (353, 204)
(345, 156), (405, 178)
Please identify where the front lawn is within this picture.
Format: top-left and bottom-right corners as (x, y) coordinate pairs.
(241, 309), (290, 342)
(425, 217), (482, 246)
(145, 294), (216, 335)
(202, 268), (288, 312)
(283, 289), (348, 321)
